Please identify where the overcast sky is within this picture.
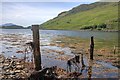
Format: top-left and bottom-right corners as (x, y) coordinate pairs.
(1, 0), (99, 27)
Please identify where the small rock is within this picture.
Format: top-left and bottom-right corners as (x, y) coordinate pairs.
(16, 51), (24, 53)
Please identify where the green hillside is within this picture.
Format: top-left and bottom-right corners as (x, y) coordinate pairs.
(40, 2), (119, 30)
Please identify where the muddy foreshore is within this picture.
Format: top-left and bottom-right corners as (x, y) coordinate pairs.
(50, 36), (119, 68)
(0, 33), (119, 79)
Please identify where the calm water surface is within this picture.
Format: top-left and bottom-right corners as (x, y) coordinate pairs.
(1, 29), (118, 40)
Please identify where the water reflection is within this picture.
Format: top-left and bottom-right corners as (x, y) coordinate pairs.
(81, 53), (85, 67)
(88, 60), (93, 80)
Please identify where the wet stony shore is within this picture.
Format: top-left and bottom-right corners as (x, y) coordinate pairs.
(0, 33), (119, 79)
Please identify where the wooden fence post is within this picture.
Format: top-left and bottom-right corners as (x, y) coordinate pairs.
(32, 25), (42, 71)
(90, 36), (94, 60)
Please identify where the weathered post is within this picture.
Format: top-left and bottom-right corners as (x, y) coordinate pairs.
(32, 25), (42, 71)
(90, 36), (94, 60)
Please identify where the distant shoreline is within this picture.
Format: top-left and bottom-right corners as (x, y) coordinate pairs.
(0, 28), (119, 32)
(40, 29), (120, 32)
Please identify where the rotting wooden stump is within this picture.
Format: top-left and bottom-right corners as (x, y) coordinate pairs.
(28, 66), (60, 80)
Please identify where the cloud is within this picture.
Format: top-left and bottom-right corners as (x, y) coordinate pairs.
(99, 0), (120, 2)
(2, 0), (120, 2)
(1, 0), (99, 2)
(1, 1), (102, 26)
(2, 2), (74, 26)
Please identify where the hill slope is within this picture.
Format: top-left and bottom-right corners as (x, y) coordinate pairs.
(40, 2), (119, 30)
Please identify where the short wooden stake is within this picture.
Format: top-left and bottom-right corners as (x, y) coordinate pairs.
(113, 46), (116, 54)
(90, 36), (94, 60)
